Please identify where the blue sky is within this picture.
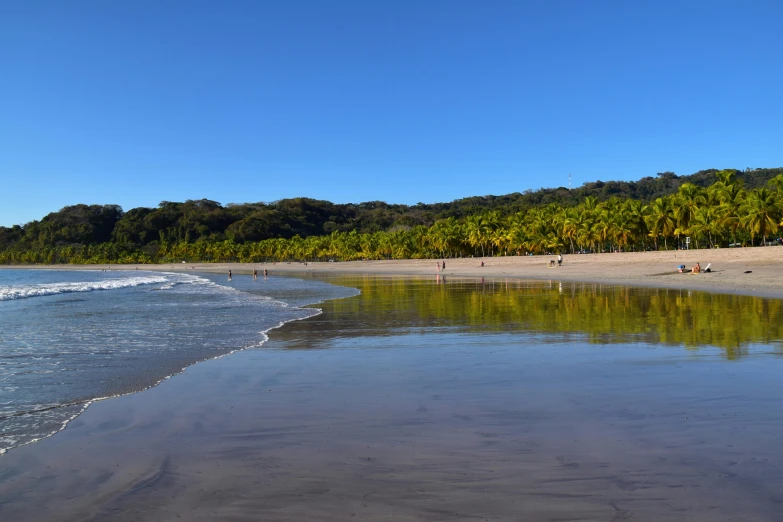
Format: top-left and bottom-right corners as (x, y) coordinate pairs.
(1, 1), (781, 227)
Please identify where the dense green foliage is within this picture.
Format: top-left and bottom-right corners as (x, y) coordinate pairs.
(2, 167), (783, 264)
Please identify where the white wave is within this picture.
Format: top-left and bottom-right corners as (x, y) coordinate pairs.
(0, 275), (170, 301)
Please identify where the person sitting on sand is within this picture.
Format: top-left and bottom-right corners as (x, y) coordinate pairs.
(691, 263), (701, 274)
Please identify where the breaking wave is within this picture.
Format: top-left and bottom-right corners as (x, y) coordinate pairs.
(0, 275), (169, 301)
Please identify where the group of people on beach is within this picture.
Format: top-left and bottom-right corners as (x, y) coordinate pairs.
(229, 268), (268, 281)
(678, 262), (708, 274)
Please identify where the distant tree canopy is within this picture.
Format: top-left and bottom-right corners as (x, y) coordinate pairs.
(1, 167), (782, 264)
(12, 204), (123, 249)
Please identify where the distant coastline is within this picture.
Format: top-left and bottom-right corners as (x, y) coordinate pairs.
(3, 246), (782, 300)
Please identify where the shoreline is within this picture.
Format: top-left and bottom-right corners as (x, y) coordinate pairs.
(2, 271), (782, 520)
(2, 246), (782, 299)
(0, 272), (358, 457)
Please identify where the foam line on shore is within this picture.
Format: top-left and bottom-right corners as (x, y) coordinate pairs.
(0, 275), (360, 456)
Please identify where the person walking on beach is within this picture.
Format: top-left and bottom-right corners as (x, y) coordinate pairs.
(442, 261), (446, 271)
(436, 262), (440, 272)
(263, 268), (268, 278)
(228, 270), (232, 281)
(557, 254), (563, 266)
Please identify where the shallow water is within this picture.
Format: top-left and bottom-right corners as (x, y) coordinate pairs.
(0, 269), (356, 453)
(289, 275), (783, 357)
(1, 275), (783, 521)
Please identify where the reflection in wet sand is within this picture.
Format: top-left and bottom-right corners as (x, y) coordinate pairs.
(1, 275), (783, 521)
(288, 275), (783, 358)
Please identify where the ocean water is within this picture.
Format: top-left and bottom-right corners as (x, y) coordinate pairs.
(0, 269), (356, 454)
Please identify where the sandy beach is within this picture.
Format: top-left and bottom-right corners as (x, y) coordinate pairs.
(2, 250), (783, 521)
(5, 246), (781, 298)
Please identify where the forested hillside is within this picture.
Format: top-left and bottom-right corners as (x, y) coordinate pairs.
(1, 167), (781, 264)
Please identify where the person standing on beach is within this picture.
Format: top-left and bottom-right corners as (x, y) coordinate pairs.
(557, 254), (562, 266)
(253, 269), (257, 280)
(263, 268), (268, 278)
(228, 270), (232, 281)
(436, 262), (440, 272)
(442, 261), (446, 271)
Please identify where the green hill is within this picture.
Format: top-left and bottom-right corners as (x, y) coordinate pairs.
(1, 166), (782, 263)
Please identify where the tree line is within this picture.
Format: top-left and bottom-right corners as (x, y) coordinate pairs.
(1, 168), (783, 264)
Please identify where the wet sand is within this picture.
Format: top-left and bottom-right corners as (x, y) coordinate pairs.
(1, 277), (783, 521)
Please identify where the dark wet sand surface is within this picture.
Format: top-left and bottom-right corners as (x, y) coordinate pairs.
(2, 276), (783, 521)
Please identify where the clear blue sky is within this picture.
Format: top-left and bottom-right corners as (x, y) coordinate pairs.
(1, 1), (781, 227)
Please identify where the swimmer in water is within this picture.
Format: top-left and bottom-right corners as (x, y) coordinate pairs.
(228, 270), (232, 281)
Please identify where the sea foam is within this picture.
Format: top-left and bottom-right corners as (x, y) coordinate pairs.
(0, 275), (169, 301)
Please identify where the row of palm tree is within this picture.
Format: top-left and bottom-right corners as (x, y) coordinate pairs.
(2, 171), (782, 264)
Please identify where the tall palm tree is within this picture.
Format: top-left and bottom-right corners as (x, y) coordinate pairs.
(464, 215), (486, 257)
(769, 173), (783, 193)
(740, 188), (779, 246)
(561, 208), (581, 254)
(647, 197), (676, 250)
(622, 199), (649, 251)
(715, 169), (740, 187)
(675, 183), (705, 247)
(690, 206), (718, 248)
(714, 182), (746, 246)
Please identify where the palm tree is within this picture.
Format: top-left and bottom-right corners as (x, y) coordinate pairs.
(675, 183), (705, 247)
(769, 173), (783, 193)
(559, 208), (578, 254)
(490, 227), (510, 256)
(690, 206), (718, 248)
(648, 198), (676, 250)
(622, 199), (649, 251)
(715, 169), (740, 187)
(740, 188), (779, 246)
(714, 182), (746, 246)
